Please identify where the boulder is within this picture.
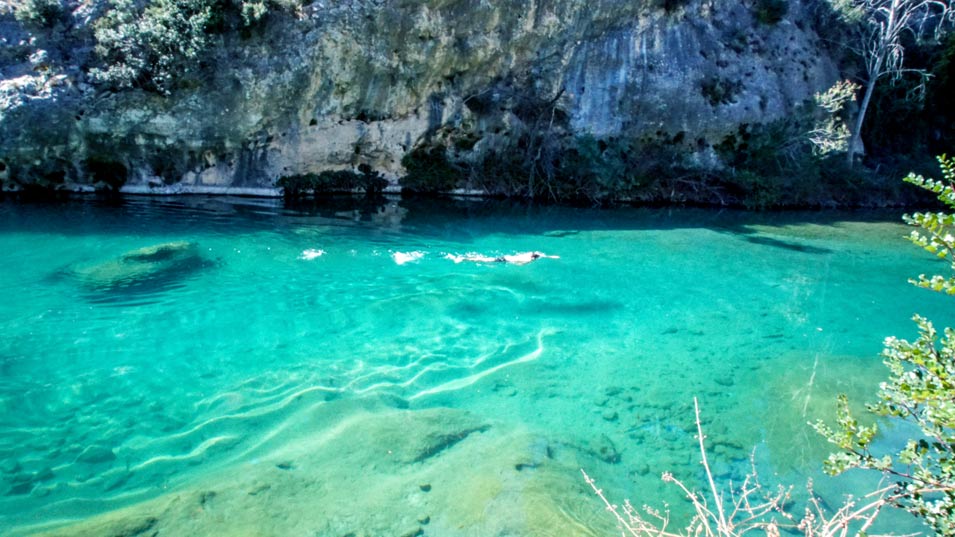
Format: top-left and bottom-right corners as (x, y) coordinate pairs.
(71, 241), (208, 294)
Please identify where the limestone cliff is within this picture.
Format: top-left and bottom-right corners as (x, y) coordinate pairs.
(0, 0), (840, 199)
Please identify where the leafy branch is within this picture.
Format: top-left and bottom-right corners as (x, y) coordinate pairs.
(814, 154), (955, 535)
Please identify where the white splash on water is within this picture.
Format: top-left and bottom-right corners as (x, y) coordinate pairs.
(392, 251), (425, 265)
(299, 249), (326, 260)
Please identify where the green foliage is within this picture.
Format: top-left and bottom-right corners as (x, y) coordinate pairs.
(13, 0), (65, 27)
(700, 76), (743, 106)
(862, 49), (940, 161)
(413, 120), (875, 208)
(825, 0), (865, 24)
(277, 166), (387, 200)
(236, 0), (300, 26)
(905, 155), (955, 294)
(814, 154), (955, 535)
(89, 0), (300, 93)
(810, 80), (858, 157)
(837, 32), (955, 171)
(91, 0), (216, 94)
(754, 0), (788, 25)
(400, 147), (465, 193)
(728, 169), (786, 210)
(558, 135), (633, 199)
(461, 134), (695, 204)
(715, 121), (817, 209)
(239, 0), (269, 26)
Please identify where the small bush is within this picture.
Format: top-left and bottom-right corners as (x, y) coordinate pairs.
(726, 169), (786, 209)
(14, 0), (65, 28)
(400, 147), (464, 193)
(13, 0), (66, 28)
(239, 0), (268, 26)
(277, 166), (387, 200)
(700, 76), (743, 106)
(91, 0), (216, 94)
(754, 0), (787, 25)
(89, 0), (301, 94)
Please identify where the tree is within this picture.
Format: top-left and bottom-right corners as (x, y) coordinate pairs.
(839, 0), (955, 166)
(814, 154), (955, 534)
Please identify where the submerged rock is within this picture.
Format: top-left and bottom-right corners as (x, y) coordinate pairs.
(75, 445), (116, 465)
(70, 241), (209, 296)
(4, 467), (54, 497)
(120, 242), (197, 263)
(0, 460), (21, 475)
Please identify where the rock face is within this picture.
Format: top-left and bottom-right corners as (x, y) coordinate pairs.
(0, 0), (839, 196)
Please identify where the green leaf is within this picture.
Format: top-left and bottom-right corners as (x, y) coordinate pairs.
(818, 155), (955, 535)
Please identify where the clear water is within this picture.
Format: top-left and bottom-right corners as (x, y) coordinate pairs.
(0, 196), (950, 536)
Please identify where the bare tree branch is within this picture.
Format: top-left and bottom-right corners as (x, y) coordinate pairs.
(843, 0), (955, 165)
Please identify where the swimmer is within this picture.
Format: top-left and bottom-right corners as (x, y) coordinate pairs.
(392, 251), (425, 265)
(501, 251), (559, 265)
(299, 248), (326, 260)
(445, 253), (497, 264)
(445, 251), (559, 265)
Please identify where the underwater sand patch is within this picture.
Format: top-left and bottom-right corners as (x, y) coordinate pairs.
(30, 403), (615, 537)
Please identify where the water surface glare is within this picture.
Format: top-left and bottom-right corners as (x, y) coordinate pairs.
(0, 197), (950, 535)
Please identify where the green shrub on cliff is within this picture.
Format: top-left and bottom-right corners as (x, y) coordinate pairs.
(91, 0), (216, 94)
(400, 148), (465, 194)
(754, 0), (788, 24)
(235, 0), (291, 26)
(13, 0), (65, 28)
(814, 155), (955, 535)
(278, 166), (388, 200)
(89, 0), (301, 94)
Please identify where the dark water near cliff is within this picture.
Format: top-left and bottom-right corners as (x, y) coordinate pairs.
(0, 196), (948, 535)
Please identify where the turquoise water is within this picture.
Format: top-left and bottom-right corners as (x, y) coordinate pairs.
(0, 197), (951, 535)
